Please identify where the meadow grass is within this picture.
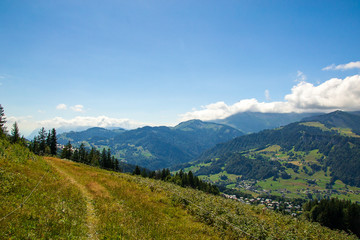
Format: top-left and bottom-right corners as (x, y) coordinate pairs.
(1, 138), (358, 239)
(47, 157), (224, 239)
(0, 139), (88, 239)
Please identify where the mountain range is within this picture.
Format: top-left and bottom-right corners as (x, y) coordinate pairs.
(176, 110), (360, 201)
(213, 111), (320, 133)
(58, 120), (243, 170)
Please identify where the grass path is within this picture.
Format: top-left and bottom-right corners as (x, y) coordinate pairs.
(45, 157), (99, 239)
(44, 157), (224, 239)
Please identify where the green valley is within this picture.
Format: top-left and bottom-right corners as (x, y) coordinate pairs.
(178, 111), (360, 203)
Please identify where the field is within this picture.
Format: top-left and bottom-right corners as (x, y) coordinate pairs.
(1, 138), (358, 239)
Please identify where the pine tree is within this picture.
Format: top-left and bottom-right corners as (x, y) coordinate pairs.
(106, 149), (112, 169)
(100, 148), (107, 168)
(188, 171), (195, 187)
(10, 122), (20, 143)
(133, 165), (141, 175)
(38, 127), (47, 155)
(0, 104), (6, 136)
(30, 136), (40, 154)
(89, 147), (100, 166)
(79, 143), (87, 163)
(49, 128), (57, 155)
(61, 141), (73, 159)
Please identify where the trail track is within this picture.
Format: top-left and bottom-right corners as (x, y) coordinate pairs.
(45, 157), (99, 239)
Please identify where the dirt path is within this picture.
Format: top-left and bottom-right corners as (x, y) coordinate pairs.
(45, 158), (98, 239)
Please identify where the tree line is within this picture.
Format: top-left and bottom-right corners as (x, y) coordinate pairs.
(303, 198), (360, 238)
(60, 141), (121, 171)
(133, 166), (220, 195)
(29, 127), (57, 156)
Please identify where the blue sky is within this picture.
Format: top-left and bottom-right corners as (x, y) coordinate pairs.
(1, 0), (360, 136)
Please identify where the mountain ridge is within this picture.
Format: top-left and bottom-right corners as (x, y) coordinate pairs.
(58, 120), (243, 170)
(176, 111), (360, 201)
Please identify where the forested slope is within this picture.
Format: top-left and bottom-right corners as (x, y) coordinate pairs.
(191, 111), (360, 188)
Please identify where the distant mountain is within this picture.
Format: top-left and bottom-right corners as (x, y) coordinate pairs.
(213, 112), (320, 133)
(58, 120), (243, 170)
(302, 110), (360, 132)
(58, 127), (126, 143)
(179, 111), (360, 198)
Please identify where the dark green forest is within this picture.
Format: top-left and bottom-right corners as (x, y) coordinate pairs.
(303, 198), (360, 237)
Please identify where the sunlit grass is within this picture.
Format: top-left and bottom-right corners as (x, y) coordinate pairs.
(1, 138), (358, 239)
(0, 139), (88, 239)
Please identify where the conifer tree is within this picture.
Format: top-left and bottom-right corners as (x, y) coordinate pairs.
(0, 104), (7, 136)
(49, 128), (57, 155)
(10, 122), (20, 143)
(100, 148), (107, 168)
(133, 165), (141, 175)
(72, 149), (79, 162)
(38, 127), (47, 155)
(188, 171), (195, 187)
(79, 143), (87, 163)
(106, 149), (112, 169)
(89, 147), (100, 166)
(61, 141), (73, 159)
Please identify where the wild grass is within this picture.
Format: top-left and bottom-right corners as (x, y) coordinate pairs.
(0, 139), (88, 239)
(1, 138), (357, 239)
(47, 157), (223, 239)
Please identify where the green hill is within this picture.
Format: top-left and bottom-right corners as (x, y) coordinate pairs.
(302, 110), (360, 133)
(58, 120), (243, 170)
(178, 111), (360, 201)
(0, 137), (357, 239)
(213, 112), (319, 133)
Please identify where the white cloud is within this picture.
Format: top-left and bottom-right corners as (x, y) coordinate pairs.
(180, 74), (360, 121)
(285, 75), (360, 110)
(56, 104), (67, 110)
(70, 104), (84, 112)
(322, 61), (360, 71)
(7, 115), (149, 138)
(38, 116), (147, 131)
(5, 115), (37, 136)
(265, 89), (270, 101)
(295, 70), (307, 82)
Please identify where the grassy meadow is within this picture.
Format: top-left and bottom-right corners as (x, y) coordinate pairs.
(1, 138), (358, 239)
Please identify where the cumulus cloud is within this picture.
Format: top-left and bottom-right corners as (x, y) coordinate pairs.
(180, 74), (360, 121)
(285, 75), (360, 110)
(56, 104), (67, 110)
(322, 61), (360, 71)
(70, 104), (84, 112)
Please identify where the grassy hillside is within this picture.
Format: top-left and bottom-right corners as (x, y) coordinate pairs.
(1, 138), (357, 239)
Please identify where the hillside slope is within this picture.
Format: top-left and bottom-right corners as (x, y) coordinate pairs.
(1, 138), (356, 239)
(179, 111), (360, 201)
